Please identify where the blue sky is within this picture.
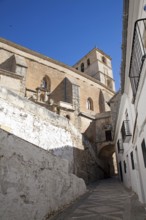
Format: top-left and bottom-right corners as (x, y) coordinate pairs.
(0, 0), (123, 91)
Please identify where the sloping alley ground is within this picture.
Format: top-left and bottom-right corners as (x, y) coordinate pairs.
(49, 177), (146, 220)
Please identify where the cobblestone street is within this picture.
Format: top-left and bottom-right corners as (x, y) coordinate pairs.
(49, 177), (146, 220)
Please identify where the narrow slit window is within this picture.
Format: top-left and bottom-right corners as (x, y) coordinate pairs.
(87, 59), (90, 66)
(141, 139), (146, 168)
(81, 63), (84, 72)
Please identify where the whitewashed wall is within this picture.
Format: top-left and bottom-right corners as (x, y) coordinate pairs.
(134, 61), (146, 203)
(114, 0), (146, 205)
(0, 129), (86, 220)
(0, 87), (85, 172)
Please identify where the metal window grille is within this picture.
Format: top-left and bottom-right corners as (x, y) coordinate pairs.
(121, 120), (131, 142)
(129, 19), (146, 100)
(117, 139), (124, 154)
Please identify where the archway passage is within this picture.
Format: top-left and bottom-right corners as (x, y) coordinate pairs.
(98, 143), (116, 178)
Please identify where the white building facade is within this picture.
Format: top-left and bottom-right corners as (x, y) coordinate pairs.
(114, 0), (146, 204)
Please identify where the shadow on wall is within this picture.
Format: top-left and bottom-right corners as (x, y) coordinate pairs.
(50, 143), (115, 182)
(99, 90), (111, 113)
(50, 78), (72, 104)
(83, 119), (96, 143)
(0, 55), (16, 72)
(49, 141), (106, 184)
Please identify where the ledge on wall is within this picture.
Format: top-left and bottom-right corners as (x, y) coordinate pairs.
(79, 112), (96, 120)
(57, 101), (75, 111)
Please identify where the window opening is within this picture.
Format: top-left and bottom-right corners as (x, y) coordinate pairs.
(87, 59), (90, 66)
(41, 78), (47, 89)
(105, 130), (112, 141)
(130, 151), (135, 170)
(86, 98), (94, 110)
(40, 76), (51, 92)
(124, 160), (127, 173)
(81, 63), (84, 72)
(141, 139), (146, 168)
(102, 56), (107, 64)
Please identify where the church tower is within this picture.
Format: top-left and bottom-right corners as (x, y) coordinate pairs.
(73, 47), (115, 92)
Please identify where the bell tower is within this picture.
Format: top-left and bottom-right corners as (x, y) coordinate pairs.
(73, 48), (115, 92)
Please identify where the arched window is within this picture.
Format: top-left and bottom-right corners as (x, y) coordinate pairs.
(102, 56), (107, 64)
(87, 58), (90, 66)
(41, 78), (47, 89)
(81, 63), (84, 72)
(40, 75), (51, 92)
(86, 97), (94, 110)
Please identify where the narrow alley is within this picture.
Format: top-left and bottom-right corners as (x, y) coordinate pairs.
(49, 177), (146, 220)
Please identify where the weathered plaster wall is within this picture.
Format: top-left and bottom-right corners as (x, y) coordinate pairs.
(0, 129), (86, 220)
(0, 86), (83, 153)
(0, 86), (105, 183)
(0, 86), (86, 175)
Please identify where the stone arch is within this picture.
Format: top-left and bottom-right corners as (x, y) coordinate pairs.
(98, 143), (115, 178)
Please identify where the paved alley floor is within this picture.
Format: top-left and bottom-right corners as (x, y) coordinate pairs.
(49, 177), (146, 220)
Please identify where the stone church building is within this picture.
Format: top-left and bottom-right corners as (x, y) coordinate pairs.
(0, 38), (116, 177)
(0, 38), (117, 219)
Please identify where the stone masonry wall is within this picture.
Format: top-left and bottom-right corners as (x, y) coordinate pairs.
(0, 43), (115, 116)
(0, 129), (86, 220)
